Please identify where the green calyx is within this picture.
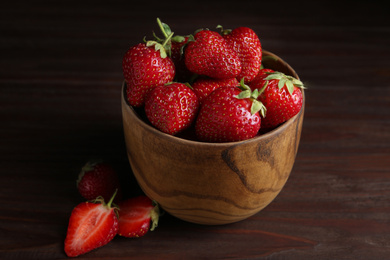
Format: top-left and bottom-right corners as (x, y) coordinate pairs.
(236, 78), (266, 117)
(216, 25), (232, 36)
(146, 18), (193, 59)
(265, 71), (305, 96)
(144, 18), (175, 58)
(149, 201), (160, 231)
(91, 189), (118, 210)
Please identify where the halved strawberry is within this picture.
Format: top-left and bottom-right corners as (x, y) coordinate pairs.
(64, 192), (119, 257)
(117, 196), (159, 238)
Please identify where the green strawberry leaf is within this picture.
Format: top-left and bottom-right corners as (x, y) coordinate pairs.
(251, 100), (267, 117)
(236, 89), (251, 99)
(285, 80), (294, 95)
(157, 18), (171, 38)
(146, 41), (167, 58)
(172, 35), (186, 43)
(216, 25), (231, 35)
(251, 88), (260, 100)
(266, 72), (305, 96)
(161, 22), (172, 36)
(265, 73), (283, 81)
(278, 77), (287, 90)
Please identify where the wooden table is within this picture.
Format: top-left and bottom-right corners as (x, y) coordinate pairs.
(1, 1), (389, 259)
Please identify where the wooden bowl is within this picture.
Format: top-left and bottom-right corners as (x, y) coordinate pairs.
(121, 50), (304, 225)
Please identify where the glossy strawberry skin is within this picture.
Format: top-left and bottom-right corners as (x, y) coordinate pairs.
(195, 86), (261, 142)
(184, 30), (241, 79)
(117, 196), (159, 238)
(64, 201), (118, 257)
(144, 83), (199, 135)
(249, 69), (303, 130)
(192, 77), (239, 104)
(222, 27), (262, 83)
(122, 43), (175, 107)
(77, 161), (122, 202)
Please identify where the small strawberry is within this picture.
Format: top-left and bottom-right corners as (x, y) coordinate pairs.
(195, 82), (265, 142)
(192, 77), (239, 104)
(144, 82), (199, 135)
(117, 196), (159, 238)
(77, 161), (122, 202)
(249, 69), (304, 130)
(184, 29), (241, 79)
(64, 192), (119, 257)
(219, 26), (262, 83)
(122, 42), (175, 107)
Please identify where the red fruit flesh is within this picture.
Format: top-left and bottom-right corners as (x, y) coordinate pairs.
(117, 196), (159, 238)
(64, 198), (118, 257)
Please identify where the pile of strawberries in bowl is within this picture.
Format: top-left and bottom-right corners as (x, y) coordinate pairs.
(62, 18), (306, 258)
(122, 18), (304, 143)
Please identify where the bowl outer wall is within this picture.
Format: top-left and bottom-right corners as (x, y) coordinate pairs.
(121, 50), (305, 225)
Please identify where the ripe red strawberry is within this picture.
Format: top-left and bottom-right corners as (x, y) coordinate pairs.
(184, 29), (241, 79)
(77, 161), (122, 202)
(192, 77), (239, 104)
(144, 82), (199, 135)
(64, 193), (119, 257)
(195, 83), (265, 142)
(220, 26), (262, 83)
(122, 43), (175, 107)
(117, 196), (159, 238)
(171, 35), (194, 82)
(249, 69), (304, 130)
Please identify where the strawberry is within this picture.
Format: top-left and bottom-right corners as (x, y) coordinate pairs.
(64, 193), (119, 257)
(219, 26), (262, 83)
(144, 82), (199, 135)
(249, 69), (304, 130)
(195, 82), (265, 142)
(122, 42), (175, 107)
(117, 196), (159, 238)
(77, 161), (122, 202)
(171, 35), (194, 82)
(184, 29), (241, 79)
(192, 77), (239, 104)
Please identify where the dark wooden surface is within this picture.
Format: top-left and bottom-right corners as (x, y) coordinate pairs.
(1, 1), (390, 259)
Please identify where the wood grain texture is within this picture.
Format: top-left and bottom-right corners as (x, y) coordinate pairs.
(1, 0), (389, 259)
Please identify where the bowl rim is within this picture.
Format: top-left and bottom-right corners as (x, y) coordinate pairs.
(122, 50), (304, 148)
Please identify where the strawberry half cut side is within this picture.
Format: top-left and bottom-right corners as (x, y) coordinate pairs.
(64, 191), (119, 257)
(117, 196), (160, 238)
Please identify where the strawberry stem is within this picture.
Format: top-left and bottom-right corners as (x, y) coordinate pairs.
(157, 18), (170, 39)
(106, 189), (118, 208)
